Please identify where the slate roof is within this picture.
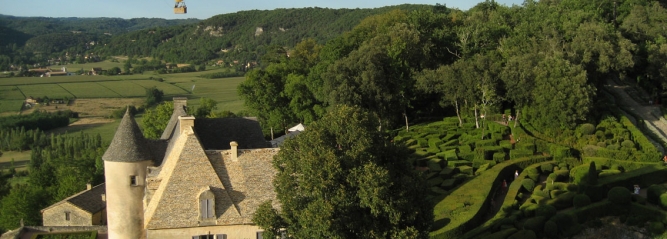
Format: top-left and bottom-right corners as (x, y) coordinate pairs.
(194, 118), (270, 150)
(42, 183), (106, 214)
(143, 127), (279, 229)
(270, 130), (301, 148)
(103, 108), (153, 162)
(160, 104), (188, 140)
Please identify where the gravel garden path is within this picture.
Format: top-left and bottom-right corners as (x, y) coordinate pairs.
(604, 79), (667, 154)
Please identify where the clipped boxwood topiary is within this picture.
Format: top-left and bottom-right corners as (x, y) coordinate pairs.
(522, 178), (536, 192)
(647, 184), (667, 205)
(608, 186), (632, 205)
(573, 194), (591, 208)
(550, 213), (578, 234)
(507, 230), (537, 239)
(525, 167), (540, 181)
(578, 123), (596, 135)
(621, 140), (635, 149)
(544, 220), (558, 238)
(535, 204), (557, 219)
(659, 194), (667, 209)
(523, 216), (546, 235)
(649, 221), (665, 235)
(540, 163), (554, 173)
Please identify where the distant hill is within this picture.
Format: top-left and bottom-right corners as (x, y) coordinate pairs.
(0, 15), (201, 36)
(97, 5), (439, 64)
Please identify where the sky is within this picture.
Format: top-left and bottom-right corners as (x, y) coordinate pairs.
(1, 0), (525, 20)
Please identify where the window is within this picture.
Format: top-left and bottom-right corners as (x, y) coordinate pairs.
(65, 212), (70, 221)
(130, 175), (137, 186)
(192, 236), (213, 239)
(256, 232), (263, 239)
(199, 198), (214, 219)
(216, 235), (227, 239)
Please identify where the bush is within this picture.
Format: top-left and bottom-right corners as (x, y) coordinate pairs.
(510, 149), (534, 159)
(573, 194), (591, 208)
(523, 216), (546, 235)
(535, 204), (557, 219)
(660, 194), (667, 209)
(607, 186), (632, 205)
(525, 167), (540, 181)
(522, 178), (536, 192)
(493, 152), (506, 162)
(540, 163), (554, 173)
(570, 164), (591, 185)
(621, 140), (635, 149)
(549, 213), (578, 235)
(649, 221), (665, 235)
(507, 230), (537, 239)
(647, 184), (667, 205)
(544, 220), (558, 238)
(578, 123), (596, 136)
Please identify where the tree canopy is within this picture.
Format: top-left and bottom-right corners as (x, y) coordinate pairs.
(253, 105), (433, 238)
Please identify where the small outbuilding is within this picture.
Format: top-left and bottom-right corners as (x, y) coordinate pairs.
(41, 183), (107, 226)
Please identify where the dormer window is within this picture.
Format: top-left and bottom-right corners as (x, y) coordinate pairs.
(199, 189), (215, 220)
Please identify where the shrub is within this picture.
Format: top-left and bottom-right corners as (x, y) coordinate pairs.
(607, 186), (632, 205)
(540, 163), (554, 173)
(587, 162), (598, 185)
(493, 152), (506, 162)
(544, 220), (558, 238)
(523, 216), (546, 235)
(533, 189), (550, 199)
(550, 190), (565, 199)
(522, 178), (536, 192)
(548, 192), (576, 209)
(598, 169), (621, 178)
(570, 164), (591, 185)
(525, 167), (540, 181)
(549, 213), (578, 235)
(649, 221), (665, 235)
(660, 194), (667, 209)
(578, 123), (596, 135)
(486, 228), (518, 239)
(535, 204), (557, 219)
(510, 149), (534, 159)
(520, 203), (540, 217)
(621, 140), (635, 149)
(647, 184), (667, 205)
(507, 230), (537, 239)
(596, 142), (607, 147)
(573, 194), (591, 208)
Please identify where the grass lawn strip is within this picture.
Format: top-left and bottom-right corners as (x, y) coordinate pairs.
(96, 81), (146, 97)
(17, 84), (75, 99)
(58, 82), (122, 98)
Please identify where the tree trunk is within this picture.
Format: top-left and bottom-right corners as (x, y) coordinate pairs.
(404, 112), (409, 132)
(455, 100), (463, 127)
(474, 105), (479, 129)
(270, 127), (274, 140)
(514, 109), (520, 128)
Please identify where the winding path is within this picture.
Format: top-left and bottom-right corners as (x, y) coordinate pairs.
(604, 79), (667, 154)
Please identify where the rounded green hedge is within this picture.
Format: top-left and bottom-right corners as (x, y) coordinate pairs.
(659, 194), (667, 209)
(573, 194), (591, 208)
(649, 221), (665, 235)
(535, 204), (557, 219)
(578, 123), (596, 135)
(647, 184), (667, 205)
(525, 167), (540, 181)
(608, 186), (632, 205)
(523, 178), (536, 192)
(540, 163), (554, 173)
(621, 140), (635, 149)
(549, 213), (578, 234)
(523, 216), (546, 235)
(507, 230), (537, 239)
(544, 220), (558, 238)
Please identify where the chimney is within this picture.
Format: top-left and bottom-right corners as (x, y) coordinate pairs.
(86, 183), (92, 190)
(178, 116), (195, 134)
(173, 97), (188, 112)
(230, 141), (238, 161)
(101, 194), (106, 202)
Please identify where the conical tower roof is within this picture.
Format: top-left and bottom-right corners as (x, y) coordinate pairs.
(103, 108), (153, 162)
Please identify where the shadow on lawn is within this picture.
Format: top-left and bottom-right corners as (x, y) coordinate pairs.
(431, 218), (451, 231)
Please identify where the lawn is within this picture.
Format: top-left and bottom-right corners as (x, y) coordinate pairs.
(18, 84), (75, 99)
(97, 81), (147, 97)
(0, 75), (117, 86)
(174, 77), (246, 112)
(0, 86), (26, 100)
(0, 100), (25, 114)
(0, 150), (31, 163)
(131, 80), (189, 96)
(59, 82), (122, 98)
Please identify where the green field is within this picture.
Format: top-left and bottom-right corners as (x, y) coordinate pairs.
(0, 150), (31, 163)
(0, 86), (25, 100)
(60, 82), (122, 98)
(175, 77), (246, 112)
(18, 84), (75, 99)
(131, 80), (189, 95)
(0, 100), (24, 113)
(97, 81), (146, 97)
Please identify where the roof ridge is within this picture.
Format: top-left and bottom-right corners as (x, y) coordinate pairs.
(41, 183), (105, 213)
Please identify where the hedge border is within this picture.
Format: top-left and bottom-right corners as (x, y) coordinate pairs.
(430, 156), (552, 239)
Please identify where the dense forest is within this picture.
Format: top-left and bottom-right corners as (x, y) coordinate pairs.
(0, 15), (199, 71)
(238, 0), (667, 138)
(0, 5), (437, 71)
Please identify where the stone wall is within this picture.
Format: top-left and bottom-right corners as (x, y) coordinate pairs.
(42, 203), (92, 226)
(147, 224), (262, 239)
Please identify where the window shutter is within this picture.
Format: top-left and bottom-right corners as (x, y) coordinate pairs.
(200, 199), (206, 219)
(192, 236), (198, 239)
(256, 232), (263, 239)
(216, 235), (227, 239)
(206, 198), (214, 218)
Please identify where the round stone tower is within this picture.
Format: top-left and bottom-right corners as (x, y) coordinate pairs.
(103, 108), (153, 239)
